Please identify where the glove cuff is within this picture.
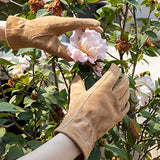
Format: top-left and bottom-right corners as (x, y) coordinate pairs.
(54, 114), (96, 160)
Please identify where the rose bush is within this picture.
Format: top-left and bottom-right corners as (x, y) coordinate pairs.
(0, 0), (160, 160)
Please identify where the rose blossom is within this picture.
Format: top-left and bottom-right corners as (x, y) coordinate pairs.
(67, 29), (108, 76)
(135, 75), (156, 106)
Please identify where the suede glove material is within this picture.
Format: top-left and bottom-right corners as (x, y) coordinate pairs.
(54, 63), (130, 160)
(5, 16), (103, 61)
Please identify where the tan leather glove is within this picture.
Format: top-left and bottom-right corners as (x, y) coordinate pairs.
(54, 63), (130, 160)
(5, 16), (103, 61)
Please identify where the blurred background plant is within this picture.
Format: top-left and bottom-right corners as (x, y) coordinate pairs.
(0, 0), (160, 159)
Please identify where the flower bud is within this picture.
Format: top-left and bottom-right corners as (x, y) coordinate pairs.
(47, 0), (63, 16)
(28, 0), (46, 12)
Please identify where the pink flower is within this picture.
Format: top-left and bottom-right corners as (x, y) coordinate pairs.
(67, 29), (108, 76)
(93, 62), (103, 77)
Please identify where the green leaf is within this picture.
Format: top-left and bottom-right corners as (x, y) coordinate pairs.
(144, 50), (157, 57)
(140, 111), (150, 118)
(149, 119), (160, 133)
(27, 140), (43, 150)
(24, 96), (36, 105)
(14, 106), (25, 112)
(133, 143), (144, 156)
(125, 0), (139, 6)
(40, 93), (58, 104)
(84, 75), (96, 90)
(145, 31), (158, 39)
(137, 91), (149, 98)
(9, 94), (24, 106)
(127, 129), (136, 147)
(0, 118), (8, 125)
(0, 58), (13, 66)
(0, 102), (18, 112)
(17, 48), (34, 55)
(6, 143), (25, 160)
(88, 146), (101, 160)
(141, 24), (150, 32)
(153, 21), (160, 28)
(105, 144), (128, 159)
(0, 127), (6, 138)
(154, 11), (160, 18)
(0, 113), (13, 118)
(41, 69), (54, 77)
(20, 73), (29, 85)
(36, 9), (50, 18)
(18, 111), (32, 120)
(154, 86), (160, 95)
(69, 6), (86, 14)
(123, 114), (130, 127)
(85, 0), (99, 3)
(97, 5), (116, 24)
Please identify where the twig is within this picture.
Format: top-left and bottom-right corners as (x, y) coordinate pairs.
(106, 51), (119, 60)
(137, 103), (159, 144)
(0, 123), (15, 128)
(10, 116), (34, 140)
(32, 63), (35, 88)
(57, 63), (69, 91)
(10, 0), (22, 7)
(0, 65), (8, 102)
(118, 3), (129, 73)
(140, 144), (160, 160)
(52, 59), (59, 91)
(33, 110), (38, 139)
(131, 6), (139, 77)
(120, 3), (129, 39)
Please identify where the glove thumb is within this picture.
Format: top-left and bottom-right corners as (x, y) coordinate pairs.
(70, 75), (86, 104)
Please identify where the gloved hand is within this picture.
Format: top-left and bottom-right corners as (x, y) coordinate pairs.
(54, 63), (130, 160)
(5, 16), (103, 61)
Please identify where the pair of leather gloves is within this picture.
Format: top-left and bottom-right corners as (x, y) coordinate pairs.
(5, 15), (130, 160)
